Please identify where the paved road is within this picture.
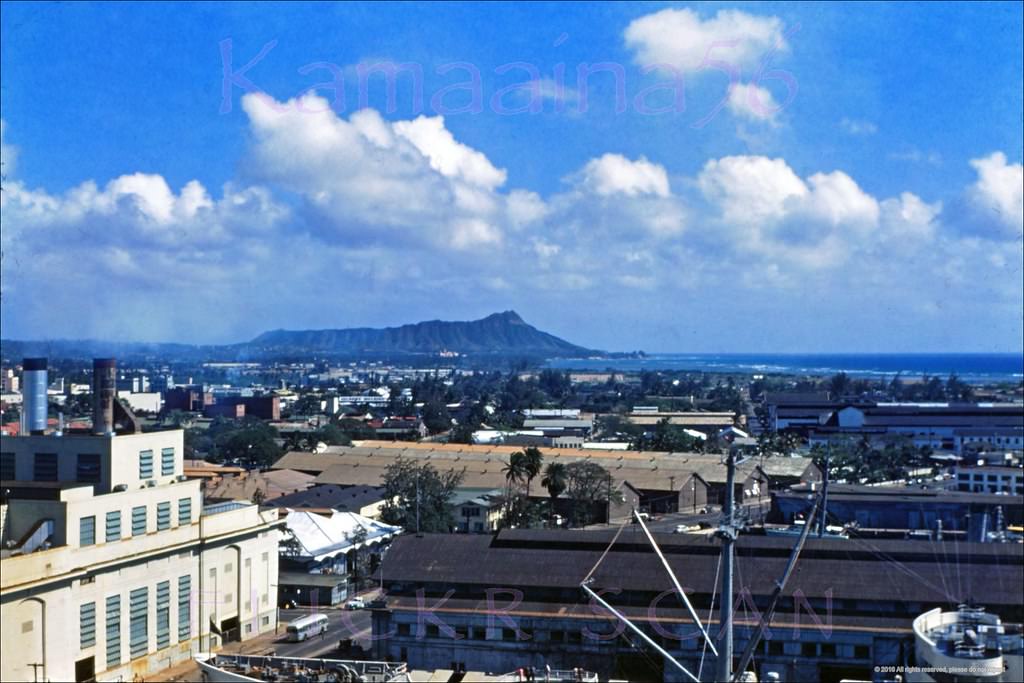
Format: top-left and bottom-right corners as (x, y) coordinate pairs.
(271, 606), (373, 659)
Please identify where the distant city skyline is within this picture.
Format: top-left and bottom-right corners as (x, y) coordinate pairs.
(1, 2), (1022, 353)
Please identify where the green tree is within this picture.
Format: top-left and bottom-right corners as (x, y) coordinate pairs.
(380, 457), (464, 533)
(292, 393), (323, 416)
(520, 447), (544, 498)
(564, 461), (616, 527)
(541, 462), (568, 526)
(501, 452), (528, 524)
(945, 374), (973, 401)
(630, 418), (703, 453)
(421, 399), (452, 434)
(314, 423), (351, 446)
(829, 372), (851, 399)
(448, 422), (476, 444)
(215, 417), (282, 467)
(164, 409), (193, 429)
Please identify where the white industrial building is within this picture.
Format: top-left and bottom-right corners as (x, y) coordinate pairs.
(0, 358), (282, 683)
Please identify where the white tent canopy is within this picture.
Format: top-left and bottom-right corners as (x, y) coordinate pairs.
(281, 509), (401, 562)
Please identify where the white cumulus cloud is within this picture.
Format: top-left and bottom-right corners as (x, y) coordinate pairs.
(572, 153), (670, 198)
(625, 8), (788, 73)
(727, 83), (781, 123)
(968, 151), (1024, 237)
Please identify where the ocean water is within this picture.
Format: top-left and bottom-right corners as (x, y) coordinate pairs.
(546, 353), (1024, 383)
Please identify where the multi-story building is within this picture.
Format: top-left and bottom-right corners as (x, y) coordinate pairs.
(1, 367), (20, 394)
(953, 464), (1024, 495)
(450, 489), (504, 532)
(372, 529), (1024, 682)
(805, 403), (1024, 451)
(0, 358), (282, 683)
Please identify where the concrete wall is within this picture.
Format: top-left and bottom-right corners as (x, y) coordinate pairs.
(372, 607), (884, 683)
(2, 430), (184, 495)
(0, 430), (279, 682)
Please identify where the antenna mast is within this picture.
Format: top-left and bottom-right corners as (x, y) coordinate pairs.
(715, 451), (739, 682)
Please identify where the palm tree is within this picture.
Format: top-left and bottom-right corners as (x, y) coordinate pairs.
(541, 462), (568, 527)
(520, 447), (544, 499)
(501, 452), (528, 526)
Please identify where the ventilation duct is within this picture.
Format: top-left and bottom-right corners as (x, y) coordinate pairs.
(22, 358), (49, 435)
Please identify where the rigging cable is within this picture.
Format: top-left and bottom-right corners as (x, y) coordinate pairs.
(697, 547), (723, 680)
(582, 517), (629, 585)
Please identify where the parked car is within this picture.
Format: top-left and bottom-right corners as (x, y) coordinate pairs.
(367, 596), (388, 609)
(345, 597), (365, 610)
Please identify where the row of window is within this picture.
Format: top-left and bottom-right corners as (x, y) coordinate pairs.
(963, 436), (1023, 444)
(397, 623), (874, 661)
(138, 448), (176, 479)
(958, 472), (1021, 482)
(958, 484), (1024, 494)
(80, 498), (193, 546)
(81, 578), (192, 667)
(0, 448), (175, 483)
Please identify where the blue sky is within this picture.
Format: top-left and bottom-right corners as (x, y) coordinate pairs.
(1, 1), (1022, 353)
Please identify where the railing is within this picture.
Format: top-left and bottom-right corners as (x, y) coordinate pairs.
(203, 501), (249, 515)
(499, 670), (600, 683)
(206, 653), (408, 680)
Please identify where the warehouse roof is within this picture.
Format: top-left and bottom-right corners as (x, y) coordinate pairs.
(379, 529), (1024, 613)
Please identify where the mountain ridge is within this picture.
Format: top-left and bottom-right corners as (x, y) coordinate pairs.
(249, 310), (597, 356)
(1, 311), (602, 359)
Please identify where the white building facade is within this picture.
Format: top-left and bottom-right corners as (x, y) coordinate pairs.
(0, 428), (281, 682)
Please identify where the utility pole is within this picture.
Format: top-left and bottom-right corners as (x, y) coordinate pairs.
(606, 474), (612, 523)
(818, 443), (831, 538)
(415, 474), (421, 534)
(715, 451), (738, 683)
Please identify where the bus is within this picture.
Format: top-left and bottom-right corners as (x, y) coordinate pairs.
(285, 613), (329, 642)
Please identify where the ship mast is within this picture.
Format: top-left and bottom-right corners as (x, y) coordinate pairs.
(715, 451), (739, 682)
(579, 451), (822, 683)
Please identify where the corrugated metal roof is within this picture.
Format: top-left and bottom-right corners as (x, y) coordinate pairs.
(379, 529), (1024, 608)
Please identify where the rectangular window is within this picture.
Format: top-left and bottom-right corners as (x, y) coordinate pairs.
(76, 454), (101, 483)
(178, 576), (191, 642)
(1, 451), (16, 479)
(161, 448), (175, 476)
(156, 581), (170, 650)
(157, 502), (171, 530)
(132, 506), (147, 536)
(105, 510), (121, 542)
(129, 587), (148, 659)
(80, 516), (96, 546)
(178, 497), (192, 525)
(106, 595), (121, 668)
(139, 450), (154, 480)
(80, 602), (96, 649)
(34, 453), (58, 481)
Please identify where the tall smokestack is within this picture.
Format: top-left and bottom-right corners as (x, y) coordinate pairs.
(22, 357), (48, 435)
(93, 358), (117, 436)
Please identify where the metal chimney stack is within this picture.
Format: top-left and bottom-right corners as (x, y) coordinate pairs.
(22, 357), (49, 435)
(93, 358), (117, 436)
